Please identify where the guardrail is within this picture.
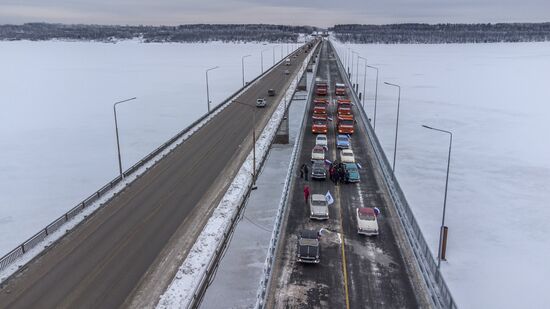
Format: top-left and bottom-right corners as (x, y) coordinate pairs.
(254, 43), (321, 309)
(0, 45), (307, 277)
(329, 40), (457, 309)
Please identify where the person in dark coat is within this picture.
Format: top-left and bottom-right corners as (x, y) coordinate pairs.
(303, 164), (309, 181)
(299, 164), (304, 179)
(334, 169), (340, 185)
(329, 166), (335, 184)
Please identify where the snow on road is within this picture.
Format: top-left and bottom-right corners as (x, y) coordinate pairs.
(333, 41), (550, 308)
(0, 41), (287, 256)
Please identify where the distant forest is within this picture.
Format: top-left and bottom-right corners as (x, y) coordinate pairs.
(0, 23), (315, 42)
(331, 23), (550, 43)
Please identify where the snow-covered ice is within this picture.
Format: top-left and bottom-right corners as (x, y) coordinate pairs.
(333, 41), (550, 308)
(0, 41), (290, 257)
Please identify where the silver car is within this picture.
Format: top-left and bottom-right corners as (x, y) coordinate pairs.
(309, 194), (329, 220)
(256, 98), (267, 107)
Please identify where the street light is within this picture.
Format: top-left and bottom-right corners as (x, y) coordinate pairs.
(367, 65), (379, 131)
(232, 100), (258, 189)
(384, 82), (401, 176)
(351, 51), (357, 84)
(346, 47), (351, 74)
(272, 45), (277, 65)
(241, 54), (251, 87)
(261, 48), (269, 73)
(422, 124), (453, 269)
(113, 97), (137, 179)
(205, 66), (219, 113)
(357, 56), (367, 108)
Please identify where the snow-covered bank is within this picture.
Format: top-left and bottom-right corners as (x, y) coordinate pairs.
(333, 41), (550, 308)
(0, 41), (289, 256)
(156, 50), (313, 309)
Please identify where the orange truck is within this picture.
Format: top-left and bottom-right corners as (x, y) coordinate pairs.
(315, 82), (328, 96)
(312, 113), (328, 134)
(337, 99), (352, 116)
(337, 114), (355, 134)
(335, 83), (346, 96)
(313, 98), (328, 114)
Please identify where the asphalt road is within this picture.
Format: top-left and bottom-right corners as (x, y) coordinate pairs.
(267, 40), (419, 308)
(0, 42), (314, 309)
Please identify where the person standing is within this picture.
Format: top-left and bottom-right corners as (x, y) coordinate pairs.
(303, 164), (309, 181)
(299, 163), (305, 179)
(304, 185), (310, 204)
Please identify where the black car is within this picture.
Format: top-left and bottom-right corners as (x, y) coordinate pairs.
(297, 229), (320, 264)
(268, 89), (275, 96)
(311, 160), (326, 180)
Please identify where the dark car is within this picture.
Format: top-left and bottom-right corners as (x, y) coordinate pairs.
(311, 160), (326, 180)
(297, 229), (320, 263)
(268, 89), (275, 96)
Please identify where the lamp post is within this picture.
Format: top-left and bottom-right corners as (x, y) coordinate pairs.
(205, 66), (219, 113)
(422, 125), (453, 269)
(351, 51), (356, 83)
(347, 47), (351, 74)
(273, 45), (276, 65)
(113, 97), (137, 179)
(384, 82), (401, 176)
(367, 65), (379, 131)
(241, 54), (251, 87)
(261, 48), (269, 73)
(358, 56), (367, 108)
(232, 100), (258, 189)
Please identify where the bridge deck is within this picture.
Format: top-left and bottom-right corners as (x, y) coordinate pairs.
(0, 45), (310, 309)
(267, 41), (419, 308)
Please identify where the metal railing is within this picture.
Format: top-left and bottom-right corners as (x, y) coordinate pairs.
(0, 45), (306, 277)
(254, 43), (321, 309)
(329, 40), (457, 309)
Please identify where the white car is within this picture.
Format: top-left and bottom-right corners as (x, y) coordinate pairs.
(256, 98), (267, 107)
(311, 145), (325, 161)
(340, 148), (355, 163)
(309, 194), (329, 220)
(356, 207), (379, 236)
(315, 134), (328, 148)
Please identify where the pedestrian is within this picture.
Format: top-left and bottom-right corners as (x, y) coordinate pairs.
(329, 167), (335, 183)
(299, 163), (305, 179)
(303, 164), (309, 181)
(334, 170), (340, 185)
(304, 185), (310, 204)
(338, 165), (346, 184)
(374, 207), (381, 216)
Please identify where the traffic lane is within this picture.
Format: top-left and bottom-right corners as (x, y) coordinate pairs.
(328, 49), (419, 307)
(0, 45), (311, 309)
(271, 41), (346, 309)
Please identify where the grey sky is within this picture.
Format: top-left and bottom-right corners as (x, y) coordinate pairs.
(0, 0), (548, 27)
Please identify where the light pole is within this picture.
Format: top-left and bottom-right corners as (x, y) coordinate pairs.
(113, 97), (137, 179)
(422, 125), (453, 269)
(384, 82), (401, 176)
(232, 100), (258, 189)
(351, 51), (356, 83)
(358, 56), (367, 108)
(367, 65), (379, 131)
(354, 53), (361, 87)
(272, 45), (276, 65)
(241, 54), (251, 87)
(205, 66), (219, 113)
(261, 48), (269, 73)
(347, 47), (351, 74)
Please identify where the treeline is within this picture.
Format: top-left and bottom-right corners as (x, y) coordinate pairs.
(0, 23), (316, 43)
(331, 23), (550, 43)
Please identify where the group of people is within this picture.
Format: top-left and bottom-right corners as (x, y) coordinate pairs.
(328, 160), (348, 184)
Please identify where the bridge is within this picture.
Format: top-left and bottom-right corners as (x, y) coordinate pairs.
(0, 39), (456, 308)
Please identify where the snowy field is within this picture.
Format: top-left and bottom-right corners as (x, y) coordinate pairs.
(0, 41), (295, 256)
(333, 41), (550, 308)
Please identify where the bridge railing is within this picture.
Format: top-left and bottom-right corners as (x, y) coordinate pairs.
(329, 41), (457, 309)
(0, 45), (306, 277)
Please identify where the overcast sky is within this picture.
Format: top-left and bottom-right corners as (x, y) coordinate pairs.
(0, 0), (548, 27)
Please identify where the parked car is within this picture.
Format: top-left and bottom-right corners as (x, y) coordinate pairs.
(297, 229), (320, 263)
(336, 134), (350, 149)
(311, 145), (325, 161)
(356, 207), (379, 236)
(315, 134), (328, 148)
(256, 98), (267, 107)
(343, 163), (360, 183)
(309, 194), (329, 220)
(340, 148), (355, 163)
(268, 89), (276, 96)
(311, 160), (327, 180)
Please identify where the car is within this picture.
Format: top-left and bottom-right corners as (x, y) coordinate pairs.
(315, 134), (328, 147)
(311, 160), (327, 180)
(309, 194), (329, 220)
(297, 229), (320, 263)
(336, 134), (350, 149)
(268, 89), (276, 96)
(340, 148), (355, 163)
(256, 98), (267, 107)
(284, 69), (290, 75)
(343, 163), (360, 183)
(356, 207), (379, 236)
(311, 145), (325, 161)
(285, 59), (291, 66)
